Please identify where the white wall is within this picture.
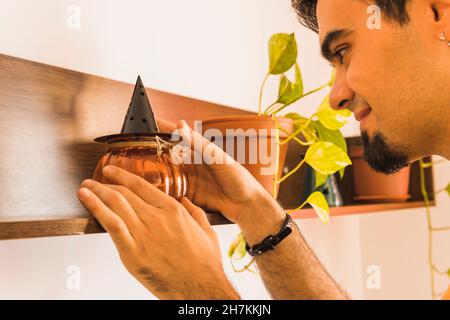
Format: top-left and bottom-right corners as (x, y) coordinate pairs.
(0, 0), (448, 299)
(358, 157), (450, 299)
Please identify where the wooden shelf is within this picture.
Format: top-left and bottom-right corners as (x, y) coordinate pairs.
(208, 200), (436, 223)
(0, 53), (436, 241)
(290, 200), (435, 219)
(0, 200), (435, 240)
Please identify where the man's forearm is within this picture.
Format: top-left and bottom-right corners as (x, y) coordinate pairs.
(236, 193), (349, 300)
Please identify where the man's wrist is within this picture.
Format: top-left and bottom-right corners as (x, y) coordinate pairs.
(236, 190), (286, 246)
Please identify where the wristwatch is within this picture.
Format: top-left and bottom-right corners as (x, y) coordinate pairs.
(245, 214), (293, 257)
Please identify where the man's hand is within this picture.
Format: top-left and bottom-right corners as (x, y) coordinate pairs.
(77, 165), (239, 300)
(158, 119), (348, 300)
(158, 119), (286, 243)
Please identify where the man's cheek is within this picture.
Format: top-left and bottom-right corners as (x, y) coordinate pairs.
(374, 109), (402, 143)
(361, 108), (380, 137)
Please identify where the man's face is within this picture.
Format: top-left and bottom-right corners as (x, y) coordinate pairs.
(316, 0), (450, 173)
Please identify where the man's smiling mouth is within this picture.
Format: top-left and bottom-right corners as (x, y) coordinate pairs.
(354, 108), (372, 129)
(355, 108), (371, 122)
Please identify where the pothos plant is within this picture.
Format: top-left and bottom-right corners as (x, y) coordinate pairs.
(228, 33), (353, 272)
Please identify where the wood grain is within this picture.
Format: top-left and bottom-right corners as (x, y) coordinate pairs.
(0, 53), (249, 219)
(0, 53), (435, 240)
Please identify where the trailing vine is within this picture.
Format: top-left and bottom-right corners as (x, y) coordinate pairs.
(419, 159), (450, 299)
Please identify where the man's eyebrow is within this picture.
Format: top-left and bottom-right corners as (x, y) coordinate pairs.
(321, 29), (354, 62)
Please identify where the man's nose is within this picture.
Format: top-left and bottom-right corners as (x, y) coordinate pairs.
(329, 70), (354, 111)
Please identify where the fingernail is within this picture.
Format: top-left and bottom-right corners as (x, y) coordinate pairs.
(81, 179), (94, 188)
(78, 187), (91, 199)
(180, 120), (189, 130)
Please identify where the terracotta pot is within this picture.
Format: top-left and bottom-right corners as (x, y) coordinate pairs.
(349, 145), (410, 202)
(442, 286), (450, 300)
(202, 115), (294, 196)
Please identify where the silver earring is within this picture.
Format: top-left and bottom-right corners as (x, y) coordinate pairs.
(438, 32), (450, 46)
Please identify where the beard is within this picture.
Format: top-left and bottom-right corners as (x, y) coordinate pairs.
(361, 131), (409, 174)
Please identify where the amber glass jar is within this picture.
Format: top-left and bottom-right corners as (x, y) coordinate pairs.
(93, 135), (188, 200)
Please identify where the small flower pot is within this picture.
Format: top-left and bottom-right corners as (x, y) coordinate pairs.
(202, 115), (294, 197)
(349, 145), (410, 203)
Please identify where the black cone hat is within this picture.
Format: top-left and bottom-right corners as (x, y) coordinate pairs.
(120, 75), (159, 134)
(94, 76), (179, 143)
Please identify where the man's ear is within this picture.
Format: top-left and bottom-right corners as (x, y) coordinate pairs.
(431, 1), (450, 33)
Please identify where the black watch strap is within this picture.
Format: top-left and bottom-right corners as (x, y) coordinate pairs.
(245, 214), (293, 257)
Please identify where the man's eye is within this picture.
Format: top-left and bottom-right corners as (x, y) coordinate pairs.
(334, 46), (349, 65)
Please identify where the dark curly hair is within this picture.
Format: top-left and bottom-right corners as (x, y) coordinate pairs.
(292, 0), (411, 33)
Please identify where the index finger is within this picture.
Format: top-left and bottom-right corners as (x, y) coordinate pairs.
(179, 120), (236, 166)
(158, 118), (235, 166)
(102, 165), (174, 208)
(157, 118), (233, 165)
(77, 187), (135, 251)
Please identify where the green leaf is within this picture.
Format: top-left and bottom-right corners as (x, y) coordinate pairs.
(228, 233), (244, 258)
(312, 121), (347, 153)
(316, 94), (331, 113)
(268, 33), (298, 75)
(275, 62), (304, 105)
(285, 113), (317, 142)
(233, 237), (247, 260)
(315, 170), (328, 189)
(284, 112), (307, 122)
(295, 62), (304, 95)
(312, 121), (348, 179)
(305, 191), (330, 223)
(316, 95), (352, 130)
(278, 75), (289, 99)
(304, 141), (352, 175)
(277, 75), (303, 105)
(302, 124), (317, 143)
(447, 268), (450, 278)
(445, 182), (450, 198)
(339, 167), (346, 179)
